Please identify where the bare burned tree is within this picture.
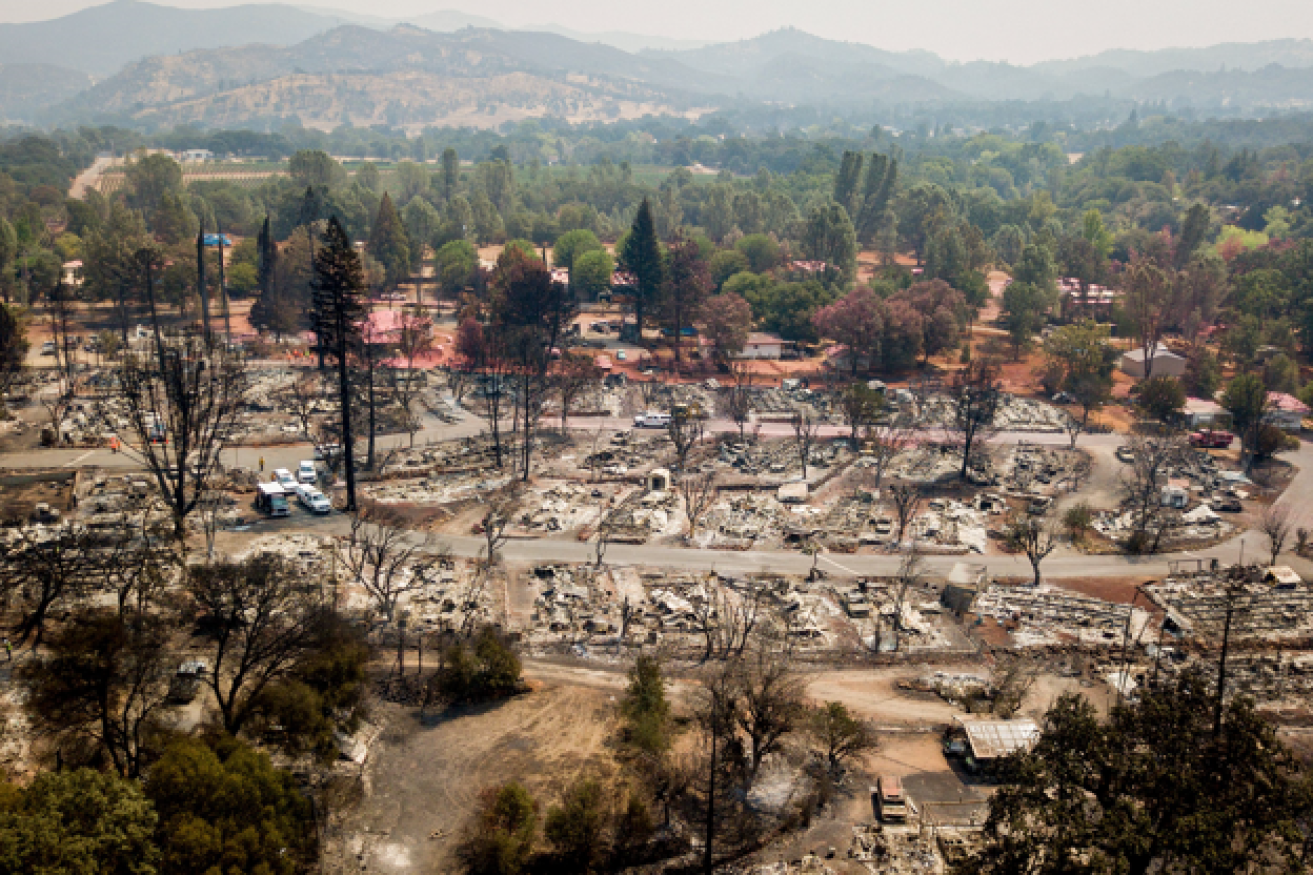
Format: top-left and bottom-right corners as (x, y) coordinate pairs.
(791, 411), (821, 479)
(989, 655), (1040, 719)
(394, 308), (434, 448)
(888, 544), (926, 652)
(1003, 511), (1060, 586)
(1121, 433), (1188, 554)
(479, 486), (521, 568)
(187, 554), (328, 733)
(288, 369), (343, 473)
(693, 577), (765, 662)
(1262, 504), (1295, 567)
(0, 524), (125, 646)
(888, 480), (923, 545)
(336, 503), (448, 624)
(553, 350), (600, 431)
(724, 364), (754, 442)
(728, 649), (807, 780)
(667, 409), (704, 470)
(22, 610), (173, 778)
(39, 372), (82, 446)
(116, 336), (247, 542)
(945, 358), (1002, 480)
(46, 279), (78, 392)
(679, 472), (718, 538)
(864, 420), (914, 490)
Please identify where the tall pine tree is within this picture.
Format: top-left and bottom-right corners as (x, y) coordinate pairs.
(371, 192), (411, 291)
(618, 198), (663, 338)
(311, 217), (367, 510)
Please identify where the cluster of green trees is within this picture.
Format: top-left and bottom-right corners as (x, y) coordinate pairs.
(0, 735), (317, 875)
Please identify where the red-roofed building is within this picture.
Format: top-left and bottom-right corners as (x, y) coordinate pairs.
(1266, 392), (1310, 431)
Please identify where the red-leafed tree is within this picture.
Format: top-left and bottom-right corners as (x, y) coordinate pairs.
(812, 285), (884, 375)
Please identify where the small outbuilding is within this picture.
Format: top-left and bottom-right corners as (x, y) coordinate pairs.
(737, 332), (788, 360)
(954, 716), (1041, 762)
(1265, 392), (1309, 431)
(1119, 346), (1186, 379)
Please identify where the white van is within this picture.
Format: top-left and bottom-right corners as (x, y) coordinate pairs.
(273, 468), (297, 489)
(255, 482), (290, 517)
(296, 484), (332, 514)
(633, 411), (672, 428)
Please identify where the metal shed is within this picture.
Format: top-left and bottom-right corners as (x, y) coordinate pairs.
(955, 717), (1041, 761)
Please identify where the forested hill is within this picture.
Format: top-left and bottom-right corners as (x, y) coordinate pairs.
(10, 4), (1313, 130)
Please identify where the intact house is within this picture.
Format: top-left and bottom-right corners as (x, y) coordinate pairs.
(1119, 346), (1186, 379)
(1183, 398), (1229, 430)
(737, 332), (791, 360)
(1265, 392), (1310, 432)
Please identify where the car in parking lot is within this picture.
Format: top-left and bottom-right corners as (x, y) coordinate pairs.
(297, 460), (317, 483)
(296, 484), (333, 514)
(273, 468), (297, 489)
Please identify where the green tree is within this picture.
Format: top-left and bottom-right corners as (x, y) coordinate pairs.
(401, 197), (441, 273)
(735, 233), (781, 273)
(148, 736), (315, 875)
(618, 198), (664, 336)
(441, 147), (460, 199)
(800, 200), (858, 286)
(809, 701), (877, 775)
(553, 228), (603, 280)
(435, 239), (478, 298)
(572, 249), (613, 301)
(1137, 374), (1186, 423)
(545, 779), (611, 872)
(1001, 281), (1047, 358)
(370, 192), (411, 290)
(0, 768), (159, 875)
(288, 149), (344, 189)
(1184, 346), (1222, 398)
(709, 249), (750, 289)
(1222, 372), (1269, 472)
(962, 675), (1313, 875)
(311, 217), (367, 510)
(124, 151), (182, 217)
(621, 654), (671, 754)
(354, 162), (380, 192)
(1081, 208), (1113, 258)
(459, 782), (538, 875)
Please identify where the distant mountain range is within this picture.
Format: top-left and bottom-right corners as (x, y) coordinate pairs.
(6, 1), (1313, 129)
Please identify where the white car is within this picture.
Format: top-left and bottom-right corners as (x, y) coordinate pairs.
(633, 411), (671, 428)
(273, 468), (297, 489)
(296, 484), (333, 514)
(297, 460), (317, 483)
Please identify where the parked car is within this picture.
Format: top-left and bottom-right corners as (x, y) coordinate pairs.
(273, 468), (297, 489)
(633, 411), (672, 428)
(39, 341), (56, 356)
(297, 460), (317, 483)
(1211, 496), (1243, 512)
(315, 443), (341, 462)
(296, 484), (333, 514)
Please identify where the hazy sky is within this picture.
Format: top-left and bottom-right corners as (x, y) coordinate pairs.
(4, 0), (1313, 64)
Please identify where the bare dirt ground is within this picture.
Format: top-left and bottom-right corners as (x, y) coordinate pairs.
(331, 677), (621, 875)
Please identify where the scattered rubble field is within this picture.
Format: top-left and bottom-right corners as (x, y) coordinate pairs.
(0, 470), (76, 524)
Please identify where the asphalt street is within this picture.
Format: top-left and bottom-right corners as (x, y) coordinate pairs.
(13, 406), (1313, 581)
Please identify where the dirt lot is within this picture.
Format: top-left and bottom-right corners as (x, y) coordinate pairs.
(331, 676), (620, 875)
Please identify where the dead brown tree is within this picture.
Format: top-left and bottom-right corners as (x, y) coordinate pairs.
(336, 504), (448, 624)
(0, 524), (127, 646)
(944, 358), (1002, 480)
(22, 609), (174, 778)
(1120, 433), (1188, 554)
(863, 420), (915, 490)
(186, 554), (328, 734)
(728, 649), (807, 780)
(1262, 504), (1295, 567)
(790, 410), (821, 479)
(679, 472), (718, 538)
(115, 336), (248, 541)
(552, 350), (601, 431)
(1003, 511), (1060, 586)
(724, 363), (754, 442)
(888, 480), (923, 545)
(479, 486), (521, 568)
(667, 409), (704, 470)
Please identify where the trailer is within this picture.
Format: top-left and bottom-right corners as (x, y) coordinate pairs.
(255, 482), (290, 517)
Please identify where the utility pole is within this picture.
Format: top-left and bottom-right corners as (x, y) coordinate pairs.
(196, 226), (210, 345)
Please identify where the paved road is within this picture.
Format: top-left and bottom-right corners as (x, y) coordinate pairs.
(13, 407), (1313, 581)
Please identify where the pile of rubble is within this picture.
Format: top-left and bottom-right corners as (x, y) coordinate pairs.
(971, 584), (1154, 648)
